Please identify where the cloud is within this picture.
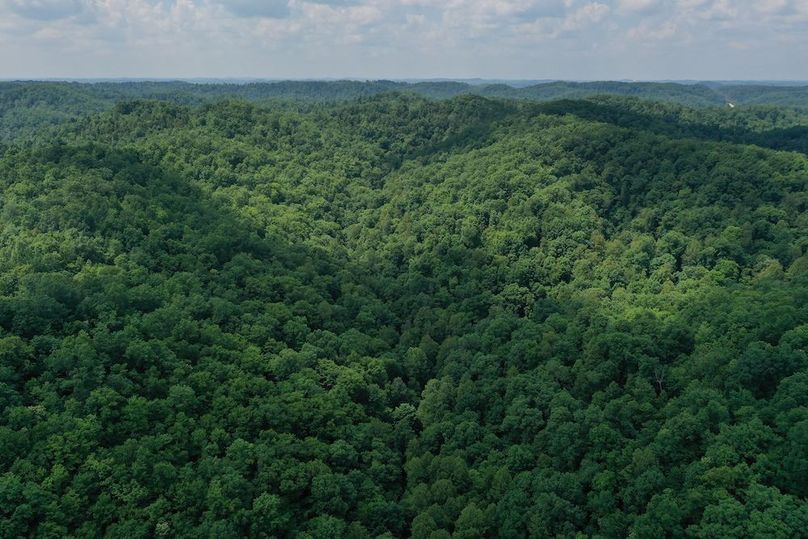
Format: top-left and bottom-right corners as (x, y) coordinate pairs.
(5, 0), (84, 20)
(617, 0), (658, 13)
(0, 0), (806, 79)
(518, 0), (569, 19)
(216, 0), (291, 18)
(562, 2), (610, 30)
(754, 0), (790, 13)
(627, 19), (677, 40)
(305, 0), (362, 4)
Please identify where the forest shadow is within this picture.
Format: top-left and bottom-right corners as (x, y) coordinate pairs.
(532, 99), (808, 154)
(28, 141), (350, 301)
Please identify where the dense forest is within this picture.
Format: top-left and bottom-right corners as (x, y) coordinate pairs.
(3, 80), (808, 142)
(0, 83), (807, 538)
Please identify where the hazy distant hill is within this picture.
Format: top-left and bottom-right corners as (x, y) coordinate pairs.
(4, 79), (808, 140)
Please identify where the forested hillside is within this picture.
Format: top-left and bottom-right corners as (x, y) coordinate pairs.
(3, 80), (808, 142)
(0, 89), (807, 537)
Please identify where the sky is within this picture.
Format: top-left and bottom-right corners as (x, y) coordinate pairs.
(0, 0), (807, 80)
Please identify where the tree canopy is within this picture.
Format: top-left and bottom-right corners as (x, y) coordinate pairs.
(0, 85), (806, 537)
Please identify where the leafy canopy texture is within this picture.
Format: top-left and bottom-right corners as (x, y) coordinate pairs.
(0, 86), (807, 538)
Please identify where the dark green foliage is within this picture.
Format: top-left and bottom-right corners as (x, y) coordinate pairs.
(0, 86), (806, 537)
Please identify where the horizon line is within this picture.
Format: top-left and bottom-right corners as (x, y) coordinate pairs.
(2, 77), (808, 85)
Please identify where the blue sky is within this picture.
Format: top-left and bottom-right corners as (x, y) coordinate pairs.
(0, 0), (807, 80)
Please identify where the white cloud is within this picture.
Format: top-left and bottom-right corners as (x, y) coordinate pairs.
(0, 0), (806, 79)
(562, 2), (609, 30)
(627, 19), (677, 40)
